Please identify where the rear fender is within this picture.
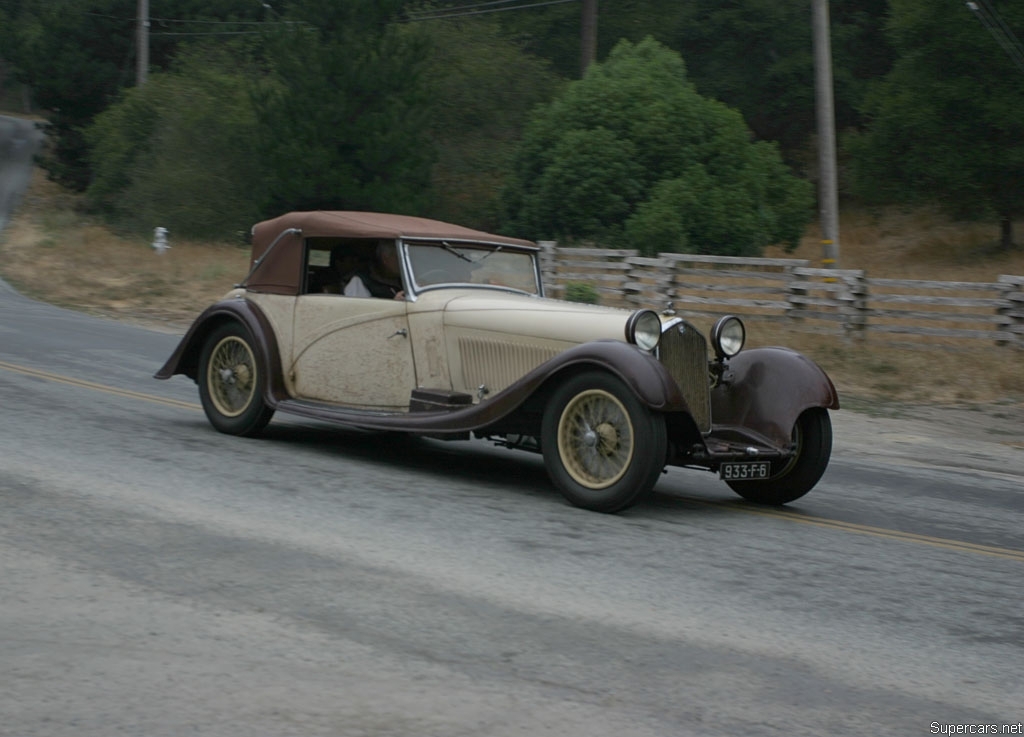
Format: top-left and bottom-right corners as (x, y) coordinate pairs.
(710, 347), (839, 448)
(154, 299), (287, 404)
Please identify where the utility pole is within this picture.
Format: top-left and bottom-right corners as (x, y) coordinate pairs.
(812, 0), (839, 270)
(136, 0), (149, 87)
(581, 0), (597, 75)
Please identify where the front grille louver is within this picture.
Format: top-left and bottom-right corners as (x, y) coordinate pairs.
(458, 337), (560, 395)
(658, 321), (712, 432)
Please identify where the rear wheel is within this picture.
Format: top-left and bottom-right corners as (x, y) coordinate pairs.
(541, 371), (667, 513)
(727, 408), (832, 505)
(198, 322), (274, 436)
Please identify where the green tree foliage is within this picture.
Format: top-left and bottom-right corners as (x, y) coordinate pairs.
(665, 0), (892, 156)
(849, 0), (1024, 249)
(0, 0), (136, 189)
(496, 0), (893, 157)
(413, 16), (563, 230)
(0, 0), (268, 190)
(86, 46), (264, 239)
(503, 38), (812, 256)
(251, 0), (435, 215)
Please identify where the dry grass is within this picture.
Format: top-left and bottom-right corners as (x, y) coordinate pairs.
(2, 172), (1023, 409)
(765, 206), (1024, 280)
(1, 175), (250, 329)
(758, 207), (1024, 406)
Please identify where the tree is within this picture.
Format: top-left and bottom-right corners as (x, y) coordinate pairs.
(494, 0), (893, 159)
(503, 38), (812, 257)
(412, 15), (563, 230)
(849, 0), (1024, 249)
(1, 0), (136, 189)
(0, 0), (270, 190)
(665, 0), (892, 157)
(86, 45), (265, 239)
(251, 0), (436, 215)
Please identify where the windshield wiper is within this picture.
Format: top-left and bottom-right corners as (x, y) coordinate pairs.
(476, 244), (502, 262)
(441, 242), (474, 263)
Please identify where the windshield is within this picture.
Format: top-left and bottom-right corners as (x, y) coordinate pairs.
(405, 242), (541, 296)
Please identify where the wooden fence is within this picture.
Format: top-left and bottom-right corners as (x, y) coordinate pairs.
(537, 243), (1024, 349)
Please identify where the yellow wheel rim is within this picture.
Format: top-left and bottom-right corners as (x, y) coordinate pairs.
(556, 389), (635, 489)
(206, 336), (257, 418)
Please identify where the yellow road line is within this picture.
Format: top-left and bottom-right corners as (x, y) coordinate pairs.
(0, 359), (200, 411)
(698, 501), (1024, 563)
(3, 358), (1023, 562)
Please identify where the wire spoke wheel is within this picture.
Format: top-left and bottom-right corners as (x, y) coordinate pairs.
(207, 336), (257, 417)
(542, 371), (666, 513)
(198, 322), (274, 437)
(557, 389), (634, 489)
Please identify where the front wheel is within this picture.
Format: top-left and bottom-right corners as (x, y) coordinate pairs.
(541, 371), (667, 513)
(727, 408), (832, 505)
(198, 322), (275, 436)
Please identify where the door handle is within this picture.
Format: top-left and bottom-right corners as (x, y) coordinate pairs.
(388, 328), (408, 339)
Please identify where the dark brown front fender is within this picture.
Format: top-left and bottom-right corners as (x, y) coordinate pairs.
(154, 299), (287, 403)
(710, 347), (839, 448)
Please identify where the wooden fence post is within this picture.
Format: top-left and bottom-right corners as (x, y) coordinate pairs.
(538, 240), (558, 294)
(843, 270), (869, 337)
(786, 267), (867, 336)
(623, 255), (673, 309)
(997, 274), (1024, 349)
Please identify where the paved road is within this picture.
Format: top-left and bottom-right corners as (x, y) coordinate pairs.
(1, 283), (1022, 737)
(0, 114), (44, 232)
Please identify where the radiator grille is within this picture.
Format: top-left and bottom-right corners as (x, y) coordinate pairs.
(658, 321), (711, 432)
(458, 337), (560, 395)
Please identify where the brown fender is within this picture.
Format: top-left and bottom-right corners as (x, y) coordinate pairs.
(483, 339), (690, 417)
(710, 347), (839, 448)
(154, 300), (288, 403)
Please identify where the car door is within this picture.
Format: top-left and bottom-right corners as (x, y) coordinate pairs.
(290, 294), (416, 410)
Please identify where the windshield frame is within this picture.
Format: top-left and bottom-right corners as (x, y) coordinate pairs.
(398, 237), (545, 300)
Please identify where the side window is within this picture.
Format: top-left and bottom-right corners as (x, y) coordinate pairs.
(302, 239), (378, 295)
(303, 244), (334, 294)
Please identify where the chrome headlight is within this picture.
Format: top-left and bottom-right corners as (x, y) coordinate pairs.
(710, 315), (745, 359)
(625, 309), (662, 352)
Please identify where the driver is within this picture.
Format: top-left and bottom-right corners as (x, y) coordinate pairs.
(344, 241), (405, 300)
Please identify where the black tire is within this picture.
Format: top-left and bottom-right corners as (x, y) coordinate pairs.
(727, 408), (832, 505)
(197, 322), (275, 437)
(541, 371), (667, 513)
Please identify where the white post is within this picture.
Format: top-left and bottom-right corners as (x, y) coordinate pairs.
(152, 226), (169, 254)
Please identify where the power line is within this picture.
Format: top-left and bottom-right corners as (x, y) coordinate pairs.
(150, 30), (272, 36)
(404, 0), (577, 23)
(965, 0), (1024, 74)
(409, 0), (533, 15)
(150, 17), (276, 25)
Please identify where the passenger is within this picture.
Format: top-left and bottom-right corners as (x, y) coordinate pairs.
(322, 246), (362, 294)
(344, 241), (405, 300)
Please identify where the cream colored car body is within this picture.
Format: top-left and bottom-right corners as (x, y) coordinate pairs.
(156, 210), (839, 513)
(244, 288), (638, 411)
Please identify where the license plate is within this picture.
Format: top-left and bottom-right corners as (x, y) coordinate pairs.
(720, 461), (772, 481)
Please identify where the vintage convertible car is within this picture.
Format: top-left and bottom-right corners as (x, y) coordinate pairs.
(156, 211), (839, 513)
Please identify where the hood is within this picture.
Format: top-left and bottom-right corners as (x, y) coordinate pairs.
(424, 290), (645, 345)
